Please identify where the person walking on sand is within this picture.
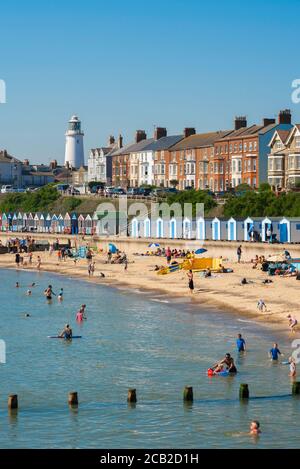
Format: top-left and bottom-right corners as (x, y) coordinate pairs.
(237, 245), (242, 263)
(124, 254), (128, 271)
(37, 256), (41, 270)
(287, 314), (298, 333)
(257, 299), (267, 312)
(187, 270), (194, 293)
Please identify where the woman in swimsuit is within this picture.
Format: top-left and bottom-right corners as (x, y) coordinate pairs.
(44, 285), (55, 301)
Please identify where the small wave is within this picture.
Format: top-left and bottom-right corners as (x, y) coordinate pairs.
(237, 319), (261, 325)
(151, 298), (170, 304)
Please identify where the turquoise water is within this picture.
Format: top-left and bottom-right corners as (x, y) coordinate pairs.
(0, 268), (299, 449)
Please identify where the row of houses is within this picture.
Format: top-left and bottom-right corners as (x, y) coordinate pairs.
(88, 110), (294, 192)
(130, 216), (300, 244)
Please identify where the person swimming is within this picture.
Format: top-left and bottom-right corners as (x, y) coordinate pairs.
(27, 290), (32, 296)
(212, 353), (237, 373)
(15, 282), (20, 288)
(59, 324), (73, 340)
(250, 420), (261, 435)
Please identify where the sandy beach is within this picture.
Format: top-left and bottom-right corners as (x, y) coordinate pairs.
(0, 235), (299, 334)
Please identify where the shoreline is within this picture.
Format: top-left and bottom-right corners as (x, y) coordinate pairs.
(0, 245), (297, 338)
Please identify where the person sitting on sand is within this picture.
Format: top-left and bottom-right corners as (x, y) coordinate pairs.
(204, 268), (212, 278)
(59, 324), (73, 340)
(241, 278), (248, 285)
(287, 314), (298, 333)
(212, 353), (237, 374)
(250, 421), (261, 435)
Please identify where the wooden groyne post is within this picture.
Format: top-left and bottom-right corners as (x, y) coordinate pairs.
(239, 384), (249, 400)
(183, 386), (193, 402)
(8, 394), (18, 410)
(68, 392), (78, 406)
(292, 382), (300, 395)
(127, 389), (137, 403)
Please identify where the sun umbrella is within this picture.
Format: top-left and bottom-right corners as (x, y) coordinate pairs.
(108, 243), (118, 254)
(195, 248), (207, 255)
(148, 243), (160, 248)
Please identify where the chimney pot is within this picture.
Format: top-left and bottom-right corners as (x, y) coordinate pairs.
(135, 130), (147, 143)
(263, 118), (276, 127)
(109, 135), (115, 146)
(183, 128), (196, 138)
(154, 127), (167, 140)
(234, 116), (247, 131)
(278, 109), (291, 125)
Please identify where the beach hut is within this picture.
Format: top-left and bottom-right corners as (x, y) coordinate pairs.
(17, 212), (23, 232)
(2, 213), (8, 232)
(131, 217), (140, 238)
(169, 218), (178, 239)
(288, 218), (300, 243)
(183, 217), (192, 239)
(27, 213), (35, 232)
(33, 213), (39, 232)
(212, 217), (221, 241)
(196, 217), (206, 241)
(143, 217), (151, 238)
(156, 217), (164, 238)
(78, 214), (85, 234)
(243, 217), (262, 242)
(220, 219), (228, 240)
(38, 213), (45, 232)
(51, 214), (59, 233)
(204, 218), (213, 241)
(279, 217), (290, 243)
(45, 213), (51, 232)
(71, 213), (78, 235)
(85, 214), (93, 235)
(64, 213), (71, 234)
(12, 213), (18, 232)
(7, 213), (13, 231)
(92, 212), (98, 235)
(261, 217), (281, 243)
(57, 214), (64, 233)
(227, 217), (237, 241)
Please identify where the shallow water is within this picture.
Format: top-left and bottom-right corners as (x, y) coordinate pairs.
(0, 268), (299, 448)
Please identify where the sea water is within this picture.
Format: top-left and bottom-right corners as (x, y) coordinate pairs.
(0, 268), (299, 449)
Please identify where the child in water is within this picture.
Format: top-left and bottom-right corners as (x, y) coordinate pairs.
(58, 288), (64, 301)
(289, 357), (296, 377)
(250, 421), (261, 435)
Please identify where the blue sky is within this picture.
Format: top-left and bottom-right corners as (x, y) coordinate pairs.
(0, 0), (299, 163)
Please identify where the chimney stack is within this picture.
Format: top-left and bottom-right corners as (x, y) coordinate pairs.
(183, 128), (196, 138)
(263, 118), (276, 127)
(50, 159), (57, 169)
(234, 116), (247, 131)
(135, 130), (147, 143)
(118, 134), (123, 149)
(278, 109), (291, 125)
(154, 127), (167, 140)
(23, 159), (30, 166)
(108, 135), (115, 146)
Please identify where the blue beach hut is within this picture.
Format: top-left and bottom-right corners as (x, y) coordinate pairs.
(131, 218), (140, 238)
(7, 213), (13, 231)
(196, 217), (206, 241)
(212, 217), (221, 241)
(143, 217), (151, 238)
(45, 214), (51, 232)
(227, 217), (237, 241)
(183, 217), (192, 239)
(71, 213), (78, 235)
(57, 214), (64, 233)
(156, 217), (164, 238)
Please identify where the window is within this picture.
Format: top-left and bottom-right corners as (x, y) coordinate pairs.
(238, 160), (242, 172)
(232, 160), (236, 172)
(234, 143), (238, 152)
(220, 163), (224, 174)
(275, 141), (282, 150)
(244, 142), (247, 151)
(229, 144), (233, 153)
(244, 160), (247, 172)
(253, 159), (257, 171)
(239, 143), (243, 151)
(214, 163), (218, 173)
(253, 177), (257, 187)
(248, 160), (251, 171)
(296, 224), (300, 230)
(275, 159), (282, 171)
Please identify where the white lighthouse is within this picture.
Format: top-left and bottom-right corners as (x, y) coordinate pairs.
(64, 115), (85, 169)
